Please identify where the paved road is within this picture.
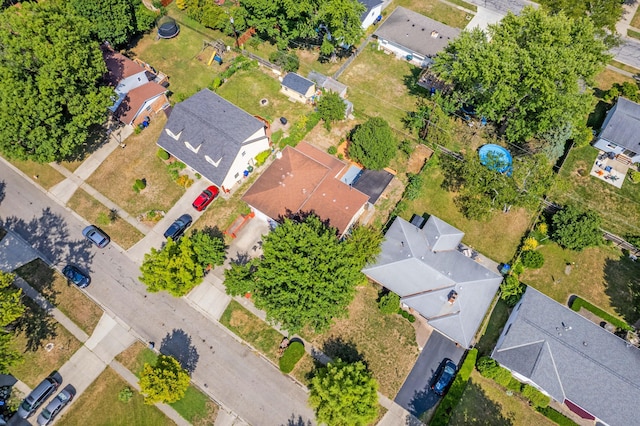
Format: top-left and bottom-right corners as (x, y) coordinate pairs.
(0, 167), (315, 426)
(394, 331), (466, 417)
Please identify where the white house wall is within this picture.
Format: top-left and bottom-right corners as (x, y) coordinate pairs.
(362, 5), (382, 29)
(221, 130), (270, 189)
(377, 39), (425, 67)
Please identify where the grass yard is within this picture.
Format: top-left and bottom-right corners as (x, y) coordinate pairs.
(449, 370), (556, 426)
(217, 67), (311, 124)
(391, 0), (472, 28)
(86, 115), (186, 218)
(632, 6), (640, 29)
(401, 159), (533, 263)
(520, 242), (640, 326)
(116, 341), (218, 424)
(219, 300), (284, 362)
(4, 158), (65, 190)
(593, 68), (637, 91)
(61, 367), (175, 426)
(309, 284), (419, 397)
(14, 259), (103, 335)
(339, 45), (424, 132)
(549, 145), (640, 237)
(9, 298), (82, 388)
(67, 188), (144, 249)
(609, 60), (640, 76)
(475, 299), (510, 358)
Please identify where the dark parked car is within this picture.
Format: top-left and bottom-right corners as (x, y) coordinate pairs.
(82, 225), (110, 248)
(62, 265), (90, 288)
(36, 389), (73, 425)
(163, 214), (192, 240)
(192, 186), (219, 211)
(17, 376), (60, 418)
(431, 359), (457, 396)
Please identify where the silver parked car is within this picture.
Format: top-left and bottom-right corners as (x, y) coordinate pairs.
(82, 225), (110, 248)
(36, 389), (73, 425)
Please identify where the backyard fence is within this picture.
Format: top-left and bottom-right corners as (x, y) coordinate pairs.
(241, 51), (282, 74)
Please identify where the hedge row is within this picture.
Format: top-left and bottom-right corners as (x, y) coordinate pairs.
(570, 297), (633, 331)
(430, 349), (477, 426)
(279, 112), (321, 148)
(536, 406), (579, 426)
(477, 357), (549, 409)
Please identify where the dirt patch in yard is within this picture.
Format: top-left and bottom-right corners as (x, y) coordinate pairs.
(305, 120), (358, 151)
(407, 145), (434, 174)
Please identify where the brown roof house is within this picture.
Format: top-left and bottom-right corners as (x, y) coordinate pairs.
(102, 44), (169, 126)
(242, 142), (369, 236)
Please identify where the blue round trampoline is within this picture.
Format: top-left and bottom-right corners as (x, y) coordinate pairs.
(478, 144), (513, 176)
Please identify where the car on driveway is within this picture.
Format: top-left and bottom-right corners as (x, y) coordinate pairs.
(192, 186), (219, 211)
(82, 225), (110, 248)
(431, 358), (457, 396)
(62, 265), (90, 288)
(36, 389), (73, 425)
(163, 214), (192, 240)
(17, 376), (60, 418)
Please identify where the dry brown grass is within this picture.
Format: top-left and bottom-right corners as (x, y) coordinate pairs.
(305, 120), (360, 152)
(86, 115), (186, 217)
(194, 175), (257, 234)
(290, 353), (316, 386)
(67, 188), (144, 249)
(5, 158), (66, 190)
(594, 68), (636, 91)
(15, 259), (103, 335)
(406, 145), (433, 174)
(309, 284), (419, 397)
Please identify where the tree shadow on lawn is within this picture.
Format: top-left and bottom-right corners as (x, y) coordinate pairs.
(320, 336), (367, 366)
(14, 297), (58, 352)
(160, 329), (199, 374)
(402, 66), (431, 98)
(447, 381), (513, 426)
(603, 255), (640, 326)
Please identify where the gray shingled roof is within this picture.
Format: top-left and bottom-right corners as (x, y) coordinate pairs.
(374, 7), (460, 58)
(599, 97), (640, 153)
(362, 216), (502, 347)
(492, 287), (640, 426)
(281, 73), (315, 96)
(307, 71), (347, 97)
(156, 89), (265, 186)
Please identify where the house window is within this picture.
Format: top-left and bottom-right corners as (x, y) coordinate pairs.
(165, 129), (182, 140)
(205, 155), (222, 167)
(504, 324), (512, 336)
(607, 143), (617, 149)
(241, 151), (246, 157)
(185, 141), (201, 153)
(234, 172), (240, 179)
(145, 105), (152, 112)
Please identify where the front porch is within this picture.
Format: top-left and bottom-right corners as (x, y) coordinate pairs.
(589, 151), (631, 189)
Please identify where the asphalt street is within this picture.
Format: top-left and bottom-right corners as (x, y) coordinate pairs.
(0, 167), (315, 426)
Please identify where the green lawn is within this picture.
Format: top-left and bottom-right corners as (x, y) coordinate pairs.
(216, 67), (311, 124)
(4, 158), (65, 191)
(520, 242), (640, 326)
(401, 158), (534, 263)
(475, 299), (510, 358)
(61, 367), (175, 426)
(339, 45), (426, 132)
(549, 145), (640, 237)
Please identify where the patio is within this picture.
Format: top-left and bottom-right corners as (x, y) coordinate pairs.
(590, 151), (630, 189)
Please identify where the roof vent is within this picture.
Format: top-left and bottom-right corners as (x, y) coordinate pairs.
(431, 30), (439, 38)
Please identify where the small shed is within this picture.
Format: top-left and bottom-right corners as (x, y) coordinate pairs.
(280, 73), (316, 103)
(308, 71), (348, 98)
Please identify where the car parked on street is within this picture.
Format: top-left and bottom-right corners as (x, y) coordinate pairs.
(17, 376), (60, 418)
(82, 225), (110, 248)
(62, 265), (90, 288)
(36, 389), (73, 425)
(192, 186), (219, 211)
(163, 214), (192, 240)
(431, 358), (457, 396)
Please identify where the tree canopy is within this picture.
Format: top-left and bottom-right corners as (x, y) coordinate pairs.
(69, 0), (136, 47)
(139, 355), (190, 404)
(0, 2), (113, 163)
(433, 7), (610, 144)
(348, 117), (397, 170)
(317, 92), (346, 127)
(538, 0), (623, 38)
(551, 205), (603, 251)
(309, 359), (379, 426)
(0, 271), (25, 373)
(224, 215), (382, 333)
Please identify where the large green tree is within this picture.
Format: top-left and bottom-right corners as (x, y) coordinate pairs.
(224, 215), (373, 333)
(551, 205), (603, 251)
(317, 0), (364, 53)
(433, 7), (610, 144)
(190, 228), (226, 269)
(0, 2), (112, 162)
(348, 117), (396, 170)
(0, 271), (25, 373)
(69, 0), (136, 47)
(309, 359), (379, 426)
(317, 91), (346, 128)
(538, 0), (623, 38)
(139, 355), (190, 404)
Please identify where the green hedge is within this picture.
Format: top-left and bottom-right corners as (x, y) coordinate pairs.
(521, 384), (549, 408)
(570, 297), (633, 331)
(431, 349), (477, 426)
(536, 406), (579, 426)
(279, 341), (305, 373)
(255, 149), (271, 167)
(279, 112), (321, 148)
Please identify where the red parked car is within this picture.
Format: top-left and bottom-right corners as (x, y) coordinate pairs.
(192, 186), (219, 211)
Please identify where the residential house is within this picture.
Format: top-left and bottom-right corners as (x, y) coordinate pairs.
(280, 73), (316, 103)
(362, 215), (502, 347)
(373, 6), (460, 67)
(359, 0), (384, 29)
(102, 45), (169, 126)
(242, 142), (369, 236)
(593, 97), (640, 164)
(492, 287), (640, 426)
(156, 89), (270, 191)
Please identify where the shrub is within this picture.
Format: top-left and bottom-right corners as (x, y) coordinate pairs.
(96, 212), (110, 226)
(210, 77), (222, 90)
(551, 205), (603, 251)
(405, 173), (424, 200)
(407, 314), (416, 323)
(118, 387), (133, 403)
(476, 356), (499, 376)
(279, 341), (305, 373)
(195, 173), (201, 179)
(500, 275), (525, 307)
(511, 260), (524, 276)
(176, 174), (193, 188)
(133, 178), (146, 193)
(522, 384), (550, 408)
(327, 146), (338, 155)
(269, 50), (299, 72)
(521, 237), (539, 251)
(255, 150), (271, 167)
(378, 292), (400, 314)
(400, 309), (409, 319)
(521, 250), (544, 268)
(399, 139), (414, 155)
(536, 407), (579, 425)
(537, 223), (548, 235)
(431, 349), (477, 426)
(157, 149), (170, 160)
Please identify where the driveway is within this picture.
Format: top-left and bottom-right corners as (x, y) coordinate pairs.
(394, 331), (466, 417)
